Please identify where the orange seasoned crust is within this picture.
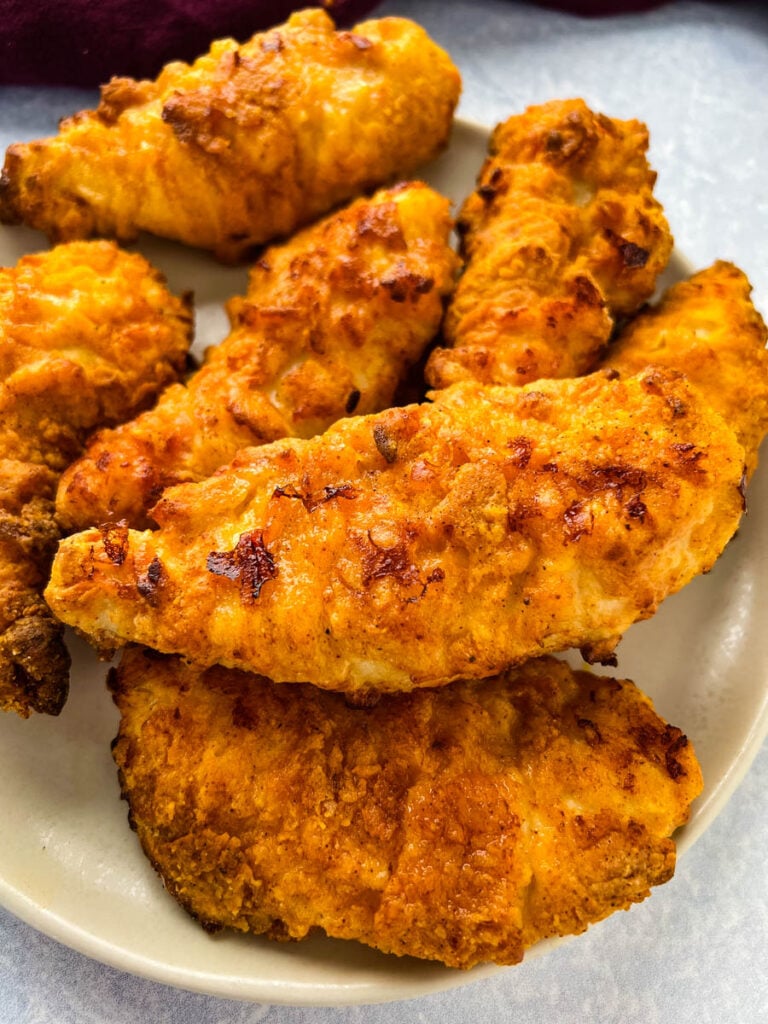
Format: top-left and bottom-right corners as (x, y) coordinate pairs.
(427, 99), (673, 388)
(603, 261), (768, 479)
(0, 241), (191, 715)
(111, 649), (702, 969)
(0, 10), (461, 261)
(0, 459), (67, 716)
(46, 369), (745, 695)
(56, 183), (458, 531)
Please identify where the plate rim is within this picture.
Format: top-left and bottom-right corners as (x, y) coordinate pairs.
(1, 114), (767, 1007)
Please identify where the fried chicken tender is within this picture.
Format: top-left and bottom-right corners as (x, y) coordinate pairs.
(0, 241), (191, 715)
(46, 369), (745, 695)
(0, 10), (461, 262)
(56, 183), (458, 532)
(426, 99), (673, 389)
(110, 648), (702, 969)
(602, 261), (768, 479)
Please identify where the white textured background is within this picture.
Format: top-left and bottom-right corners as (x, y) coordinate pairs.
(1, 2), (767, 1021)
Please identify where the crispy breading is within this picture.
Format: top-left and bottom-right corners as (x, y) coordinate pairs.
(0, 241), (191, 715)
(426, 99), (673, 389)
(110, 648), (702, 969)
(46, 369), (745, 695)
(602, 261), (768, 478)
(56, 183), (458, 531)
(0, 460), (67, 716)
(0, 10), (461, 262)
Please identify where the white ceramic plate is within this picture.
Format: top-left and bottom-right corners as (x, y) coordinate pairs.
(0, 119), (767, 1007)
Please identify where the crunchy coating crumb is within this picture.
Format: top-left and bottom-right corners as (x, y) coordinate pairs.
(56, 183), (458, 531)
(0, 10), (461, 261)
(602, 260), (768, 479)
(0, 241), (191, 715)
(427, 99), (673, 388)
(110, 649), (702, 969)
(46, 369), (745, 694)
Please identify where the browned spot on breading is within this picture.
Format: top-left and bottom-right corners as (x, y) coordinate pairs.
(380, 266), (434, 303)
(632, 722), (690, 780)
(100, 521), (129, 565)
(405, 566), (445, 604)
(576, 716), (604, 747)
(670, 442), (706, 473)
(137, 556), (165, 605)
(626, 495), (647, 522)
(506, 436), (533, 469)
(361, 534), (419, 588)
(207, 530), (277, 602)
(563, 501), (594, 543)
(273, 483), (358, 513)
(603, 228), (650, 270)
(355, 202), (406, 248)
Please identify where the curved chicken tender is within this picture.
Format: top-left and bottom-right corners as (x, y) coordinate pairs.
(56, 183), (458, 531)
(426, 99), (673, 389)
(0, 241), (191, 715)
(602, 261), (768, 479)
(46, 370), (745, 695)
(0, 10), (461, 262)
(110, 649), (702, 970)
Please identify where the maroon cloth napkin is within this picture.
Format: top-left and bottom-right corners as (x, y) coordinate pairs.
(0, 1), (381, 87)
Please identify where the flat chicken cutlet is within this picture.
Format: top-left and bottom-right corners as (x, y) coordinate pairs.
(46, 369), (745, 695)
(602, 260), (768, 478)
(426, 99), (673, 389)
(0, 10), (461, 262)
(0, 241), (191, 715)
(110, 649), (702, 970)
(56, 182), (458, 531)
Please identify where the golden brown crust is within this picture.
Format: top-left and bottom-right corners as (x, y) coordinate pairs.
(0, 460), (69, 715)
(426, 99), (673, 389)
(46, 369), (745, 695)
(0, 10), (461, 261)
(0, 241), (192, 715)
(0, 241), (192, 469)
(602, 260), (768, 479)
(110, 649), (702, 969)
(56, 183), (458, 531)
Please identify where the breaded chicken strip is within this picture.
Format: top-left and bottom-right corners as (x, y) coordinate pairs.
(602, 261), (768, 478)
(46, 369), (745, 695)
(56, 183), (458, 531)
(110, 649), (702, 969)
(0, 10), (461, 262)
(0, 241), (191, 715)
(426, 99), (673, 389)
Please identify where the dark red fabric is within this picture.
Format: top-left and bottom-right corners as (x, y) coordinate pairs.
(0, 1), (381, 88)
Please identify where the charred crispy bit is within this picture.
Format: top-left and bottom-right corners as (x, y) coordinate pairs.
(602, 261), (768, 478)
(46, 369), (745, 695)
(206, 530), (277, 603)
(0, 10), (461, 261)
(426, 99), (673, 389)
(55, 183), (458, 531)
(0, 241), (191, 716)
(110, 649), (702, 969)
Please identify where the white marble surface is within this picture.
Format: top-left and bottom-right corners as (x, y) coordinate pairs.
(1, 1), (767, 1020)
